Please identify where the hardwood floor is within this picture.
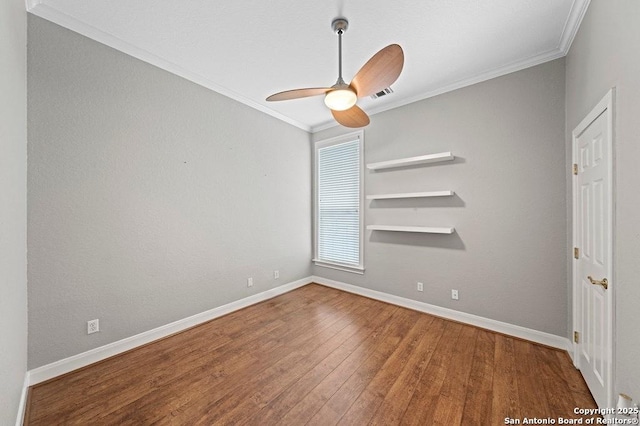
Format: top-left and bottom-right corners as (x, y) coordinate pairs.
(25, 284), (597, 425)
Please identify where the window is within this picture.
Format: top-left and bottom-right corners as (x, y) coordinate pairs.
(313, 131), (364, 274)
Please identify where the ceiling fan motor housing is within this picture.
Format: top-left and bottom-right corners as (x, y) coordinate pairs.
(331, 18), (348, 34)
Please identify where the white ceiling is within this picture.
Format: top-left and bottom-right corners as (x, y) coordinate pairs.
(27, 0), (589, 132)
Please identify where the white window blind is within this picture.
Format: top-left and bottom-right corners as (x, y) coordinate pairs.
(316, 136), (362, 268)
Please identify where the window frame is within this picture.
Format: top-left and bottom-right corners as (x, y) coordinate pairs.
(312, 130), (365, 274)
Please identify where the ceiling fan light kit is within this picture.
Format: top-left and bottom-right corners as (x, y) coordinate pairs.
(324, 86), (357, 111)
(266, 17), (404, 128)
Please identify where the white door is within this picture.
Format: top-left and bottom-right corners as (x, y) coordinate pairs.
(573, 90), (614, 409)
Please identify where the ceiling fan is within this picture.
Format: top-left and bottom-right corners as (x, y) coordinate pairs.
(265, 18), (404, 128)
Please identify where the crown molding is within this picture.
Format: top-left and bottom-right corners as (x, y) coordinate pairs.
(310, 47), (566, 133)
(26, 3), (311, 133)
(28, 1), (589, 134)
(25, 0), (42, 11)
(558, 0), (591, 54)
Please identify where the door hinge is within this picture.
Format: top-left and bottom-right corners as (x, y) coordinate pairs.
(573, 164), (578, 175)
(574, 331), (580, 343)
(574, 247), (579, 259)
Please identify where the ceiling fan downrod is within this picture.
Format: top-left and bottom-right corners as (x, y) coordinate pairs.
(332, 18), (349, 86)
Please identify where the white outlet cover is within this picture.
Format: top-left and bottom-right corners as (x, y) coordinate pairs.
(417, 282), (424, 292)
(87, 319), (99, 334)
(247, 277), (253, 287)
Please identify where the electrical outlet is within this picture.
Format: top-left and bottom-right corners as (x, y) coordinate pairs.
(274, 270), (280, 279)
(417, 282), (424, 292)
(87, 319), (99, 334)
(247, 277), (253, 287)
(451, 289), (459, 300)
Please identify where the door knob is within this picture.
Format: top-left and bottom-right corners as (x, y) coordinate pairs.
(587, 276), (608, 290)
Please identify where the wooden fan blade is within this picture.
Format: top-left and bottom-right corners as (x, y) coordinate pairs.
(266, 87), (330, 102)
(350, 44), (404, 98)
(331, 105), (370, 128)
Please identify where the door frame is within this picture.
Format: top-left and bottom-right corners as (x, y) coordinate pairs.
(571, 88), (615, 409)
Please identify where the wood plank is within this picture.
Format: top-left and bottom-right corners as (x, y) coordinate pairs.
(25, 284), (598, 425)
(238, 302), (399, 426)
(400, 321), (464, 425)
(513, 338), (553, 419)
(429, 324), (479, 425)
(533, 344), (596, 422)
(368, 317), (447, 425)
(101, 287), (367, 424)
(276, 306), (406, 425)
(554, 351), (600, 421)
(30, 284), (329, 407)
(295, 307), (421, 425)
(490, 334), (521, 425)
(337, 314), (437, 425)
(214, 300), (399, 425)
(459, 329), (496, 425)
(30, 284), (352, 424)
(188, 296), (381, 424)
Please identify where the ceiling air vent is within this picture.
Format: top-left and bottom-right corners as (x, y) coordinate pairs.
(371, 87), (394, 99)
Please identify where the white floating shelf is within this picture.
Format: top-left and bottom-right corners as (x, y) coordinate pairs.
(367, 225), (455, 234)
(366, 152), (454, 170)
(366, 190), (454, 200)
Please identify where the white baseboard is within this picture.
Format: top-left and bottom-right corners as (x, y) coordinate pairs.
(28, 276), (312, 386)
(28, 275), (571, 387)
(312, 276), (572, 351)
(566, 340), (577, 362)
(16, 371), (30, 426)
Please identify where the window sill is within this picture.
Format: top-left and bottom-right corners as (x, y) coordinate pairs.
(312, 259), (365, 275)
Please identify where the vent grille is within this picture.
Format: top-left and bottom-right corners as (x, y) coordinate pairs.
(370, 87), (394, 99)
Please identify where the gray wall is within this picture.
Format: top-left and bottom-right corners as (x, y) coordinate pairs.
(27, 16), (311, 369)
(566, 0), (640, 402)
(0, 0), (28, 422)
(313, 59), (567, 337)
